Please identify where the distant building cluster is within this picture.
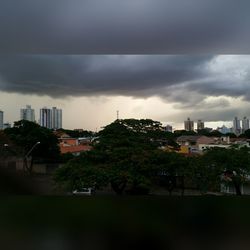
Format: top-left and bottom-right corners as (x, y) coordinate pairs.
(0, 105), (63, 130)
(175, 135), (250, 155)
(233, 116), (249, 135)
(181, 117), (250, 135)
(184, 117), (204, 132)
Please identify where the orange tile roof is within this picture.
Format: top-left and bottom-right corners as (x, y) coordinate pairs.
(60, 145), (92, 154)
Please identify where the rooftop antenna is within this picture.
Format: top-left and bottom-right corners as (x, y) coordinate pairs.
(116, 110), (119, 120)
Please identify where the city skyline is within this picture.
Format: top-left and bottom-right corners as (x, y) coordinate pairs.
(0, 103), (248, 132)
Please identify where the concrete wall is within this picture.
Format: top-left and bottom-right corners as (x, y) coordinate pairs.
(0, 157), (61, 174)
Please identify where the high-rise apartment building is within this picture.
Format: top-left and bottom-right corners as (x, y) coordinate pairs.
(242, 116), (249, 133)
(233, 117), (241, 135)
(0, 110), (3, 130)
(39, 107), (52, 129)
(184, 117), (194, 131)
(197, 120), (205, 130)
(39, 107), (62, 129)
(52, 107), (62, 129)
(20, 105), (35, 122)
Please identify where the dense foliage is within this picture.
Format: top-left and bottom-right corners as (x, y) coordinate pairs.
(54, 119), (250, 195)
(4, 120), (61, 174)
(55, 119), (183, 194)
(57, 128), (95, 138)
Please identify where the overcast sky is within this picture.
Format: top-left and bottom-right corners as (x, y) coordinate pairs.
(1, 1), (250, 130)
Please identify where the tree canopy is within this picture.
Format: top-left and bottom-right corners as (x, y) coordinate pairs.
(55, 119), (184, 194)
(56, 128), (95, 138)
(4, 120), (61, 162)
(54, 119), (250, 196)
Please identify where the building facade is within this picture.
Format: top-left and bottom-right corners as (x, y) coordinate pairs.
(184, 117), (194, 131)
(242, 116), (249, 133)
(52, 107), (62, 129)
(20, 105), (35, 122)
(0, 110), (3, 130)
(40, 107), (62, 129)
(39, 108), (52, 129)
(233, 117), (241, 135)
(197, 120), (205, 130)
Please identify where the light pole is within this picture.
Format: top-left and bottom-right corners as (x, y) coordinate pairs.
(23, 142), (40, 174)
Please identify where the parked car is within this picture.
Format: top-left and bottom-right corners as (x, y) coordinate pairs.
(72, 188), (95, 195)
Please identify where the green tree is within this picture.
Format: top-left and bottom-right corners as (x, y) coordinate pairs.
(186, 155), (222, 194)
(55, 119), (175, 195)
(208, 130), (223, 137)
(197, 147), (250, 195)
(173, 130), (197, 138)
(54, 150), (108, 191)
(56, 128), (95, 138)
(225, 133), (237, 138)
(0, 131), (22, 165)
(4, 120), (61, 174)
(150, 150), (187, 195)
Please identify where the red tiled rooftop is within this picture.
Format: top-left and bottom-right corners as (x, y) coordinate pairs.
(60, 145), (92, 154)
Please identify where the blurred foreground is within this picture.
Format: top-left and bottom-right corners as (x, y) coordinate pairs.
(1, 196), (250, 250)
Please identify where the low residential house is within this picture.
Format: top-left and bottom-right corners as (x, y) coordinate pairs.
(60, 144), (92, 155)
(59, 137), (92, 156)
(176, 135), (236, 153)
(176, 135), (215, 154)
(78, 137), (93, 145)
(53, 130), (71, 139)
(198, 143), (231, 151)
(230, 138), (250, 148)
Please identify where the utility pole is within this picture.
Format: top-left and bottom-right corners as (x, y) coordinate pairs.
(116, 110), (119, 120)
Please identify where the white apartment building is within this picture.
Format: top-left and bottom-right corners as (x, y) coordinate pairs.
(233, 117), (241, 135)
(52, 107), (62, 129)
(40, 107), (52, 129)
(184, 117), (194, 131)
(197, 120), (205, 130)
(40, 107), (62, 129)
(20, 105), (35, 122)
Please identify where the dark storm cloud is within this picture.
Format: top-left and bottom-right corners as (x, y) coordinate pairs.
(0, 55), (213, 97)
(0, 0), (250, 53)
(2, 54), (250, 124)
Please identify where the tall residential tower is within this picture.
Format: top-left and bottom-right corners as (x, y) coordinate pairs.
(52, 107), (62, 129)
(184, 117), (194, 131)
(233, 116), (241, 135)
(40, 107), (62, 129)
(20, 105), (35, 122)
(242, 116), (249, 133)
(197, 120), (205, 130)
(39, 107), (52, 129)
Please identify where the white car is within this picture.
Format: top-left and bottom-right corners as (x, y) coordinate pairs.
(72, 188), (95, 195)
